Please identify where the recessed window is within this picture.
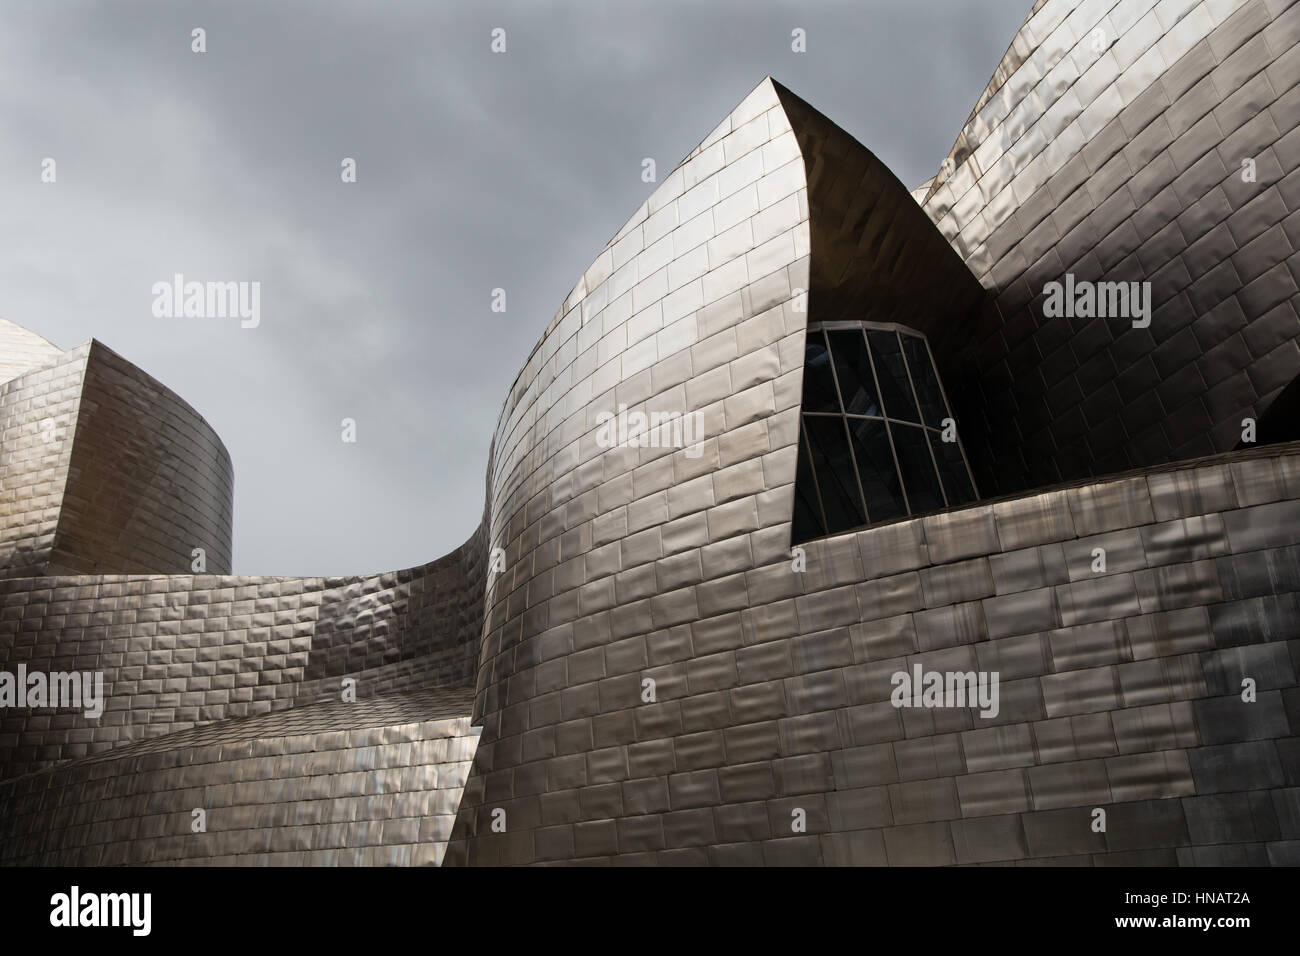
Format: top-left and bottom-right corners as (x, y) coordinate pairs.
(792, 321), (979, 544)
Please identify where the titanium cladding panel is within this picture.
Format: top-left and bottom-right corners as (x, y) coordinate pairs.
(919, 0), (1300, 500)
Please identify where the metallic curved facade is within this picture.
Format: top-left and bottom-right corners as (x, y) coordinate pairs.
(0, 345), (84, 577)
(1, 338), (235, 578)
(3, 0), (1300, 866)
(918, 0), (1300, 499)
(454, 447), (1300, 865)
(0, 688), (479, 866)
(2, 327), (490, 863)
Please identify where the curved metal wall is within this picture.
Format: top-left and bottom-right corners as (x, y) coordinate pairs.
(1, 323), (490, 863)
(451, 78), (813, 862)
(447, 54), (1300, 865)
(0, 688), (480, 866)
(53, 341), (236, 575)
(455, 428), (1300, 864)
(2, 339), (237, 578)
(471, 77), (811, 730)
(0, 514), (487, 781)
(918, 0), (1300, 500)
(0, 347), (87, 578)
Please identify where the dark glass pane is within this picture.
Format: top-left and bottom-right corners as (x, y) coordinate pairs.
(867, 330), (920, 424)
(801, 331), (839, 413)
(792, 430), (826, 543)
(933, 431), (977, 505)
(902, 334), (946, 429)
(845, 417), (906, 522)
(804, 416), (866, 532)
(893, 424), (945, 514)
(827, 330), (881, 416)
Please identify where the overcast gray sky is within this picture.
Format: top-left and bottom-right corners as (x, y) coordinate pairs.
(0, 0), (1029, 576)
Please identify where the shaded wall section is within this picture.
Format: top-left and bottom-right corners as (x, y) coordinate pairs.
(772, 83), (986, 354)
(919, 0), (1300, 499)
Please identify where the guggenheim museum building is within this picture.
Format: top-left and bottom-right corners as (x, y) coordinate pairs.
(2, 0), (1300, 866)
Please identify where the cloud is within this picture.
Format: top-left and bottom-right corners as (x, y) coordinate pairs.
(0, 0), (1030, 574)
